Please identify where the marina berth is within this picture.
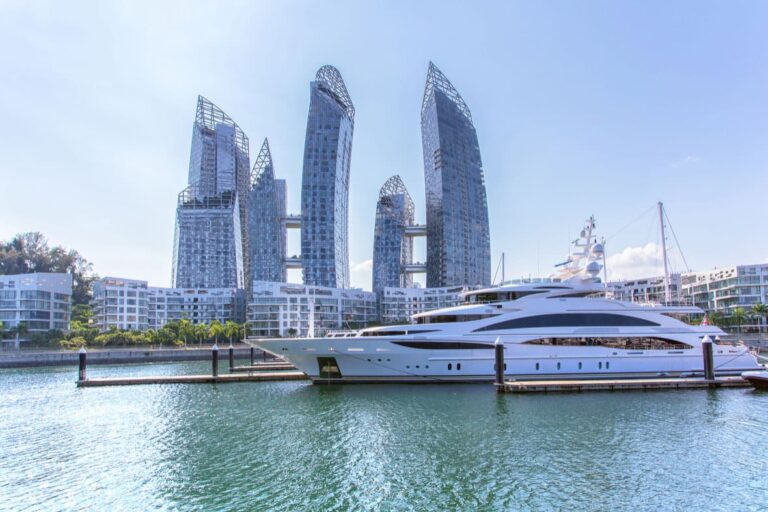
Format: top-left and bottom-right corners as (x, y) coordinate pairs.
(249, 217), (765, 384)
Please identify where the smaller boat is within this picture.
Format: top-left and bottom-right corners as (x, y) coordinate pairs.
(742, 371), (768, 390)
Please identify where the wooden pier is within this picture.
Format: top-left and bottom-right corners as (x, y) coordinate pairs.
(496, 376), (751, 394)
(77, 371), (307, 387)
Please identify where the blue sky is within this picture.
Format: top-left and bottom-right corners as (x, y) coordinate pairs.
(1, 0), (767, 289)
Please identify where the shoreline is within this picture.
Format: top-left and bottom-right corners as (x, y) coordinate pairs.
(0, 344), (269, 369)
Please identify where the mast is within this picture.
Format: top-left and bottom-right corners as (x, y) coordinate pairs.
(658, 201), (671, 304)
(501, 252), (505, 284)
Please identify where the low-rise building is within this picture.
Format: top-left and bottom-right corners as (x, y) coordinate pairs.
(377, 286), (465, 325)
(248, 281), (377, 337)
(92, 276), (245, 331)
(0, 273), (72, 335)
(681, 264), (768, 313)
(609, 274), (682, 304)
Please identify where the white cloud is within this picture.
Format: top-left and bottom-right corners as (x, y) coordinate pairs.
(668, 155), (701, 168)
(606, 243), (664, 281)
(352, 259), (373, 272)
(350, 259), (373, 290)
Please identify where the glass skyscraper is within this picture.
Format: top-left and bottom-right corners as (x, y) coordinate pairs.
(372, 175), (414, 291)
(172, 96), (250, 289)
(421, 62), (491, 288)
(248, 138), (287, 283)
(300, 65), (355, 289)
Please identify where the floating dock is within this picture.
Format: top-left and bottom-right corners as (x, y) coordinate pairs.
(77, 371), (307, 387)
(496, 376), (751, 394)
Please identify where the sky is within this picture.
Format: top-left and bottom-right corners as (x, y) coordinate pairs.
(1, 0), (767, 290)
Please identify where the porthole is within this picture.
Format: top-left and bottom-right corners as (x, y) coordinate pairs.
(504, 363), (507, 370)
(378, 359), (382, 362)
(416, 365), (420, 369)
(387, 359), (391, 362)
(367, 359), (371, 362)
(457, 363), (461, 370)
(599, 362), (603, 369)
(448, 363), (452, 370)
(406, 365), (410, 369)
(536, 362), (540, 371)
(425, 365), (429, 369)
(578, 362), (582, 370)
(557, 362), (561, 370)
(606, 361), (610, 369)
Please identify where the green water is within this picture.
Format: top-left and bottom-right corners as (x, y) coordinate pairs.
(1, 362), (767, 511)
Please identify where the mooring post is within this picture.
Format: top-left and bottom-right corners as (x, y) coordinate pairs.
(212, 343), (219, 378)
(250, 346), (255, 366)
(494, 337), (504, 388)
(228, 343), (235, 373)
(702, 335), (715, 386)
(78, 346), (87, 382)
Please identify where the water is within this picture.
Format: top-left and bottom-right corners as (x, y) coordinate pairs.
(1, 363), (767, 511)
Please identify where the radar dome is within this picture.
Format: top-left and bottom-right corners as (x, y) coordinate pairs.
(585, 261), (601, 275)
(591, 243), (604, 254)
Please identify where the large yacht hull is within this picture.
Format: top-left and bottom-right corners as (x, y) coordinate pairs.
(251, 337), (763, 384)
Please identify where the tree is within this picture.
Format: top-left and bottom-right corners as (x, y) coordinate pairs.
(0, 232), (97, 305)
(732, 307), (747, 337)
(0, 321), (5, 341)
(224, 321), (240, 345)
(194, 323), (208, 345)
(209, 320), (224, 345)
(71, 304), (93, 325)
(178, 319), (194, 347)
(708, 310), (724, 327)
(751, 303), (768, 335)
(14, 322), (28, 349)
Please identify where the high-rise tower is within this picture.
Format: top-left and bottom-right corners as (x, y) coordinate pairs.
(248, 138), (287, 283)
(300, 65), (355, 289)
(421, 62), (491, 287)
(372, 175), (415, 291)
(172, 96), (250, 289)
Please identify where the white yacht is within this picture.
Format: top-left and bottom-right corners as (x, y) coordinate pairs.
(250, 218), (763, 383)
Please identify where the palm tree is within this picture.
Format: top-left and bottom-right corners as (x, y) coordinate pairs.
(708, 310), (724, 327)
(751, 303), (768, 337)
(209, 320), (224, 346)
(14, 322), (29, 350)
(178, 319), (194, 347)
(732, 307), (747, 338)
(224, 321), (240, 345)
(194, 323), (208, 346)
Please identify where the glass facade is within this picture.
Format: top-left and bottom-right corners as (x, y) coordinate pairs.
(301, 66), (354, 289)
(0, 273), (72, 334)
(421, 62), (491, 288)
(248, 138), (287, 283)
(173, 96), (250, 289)
(372, 175), (414, 291)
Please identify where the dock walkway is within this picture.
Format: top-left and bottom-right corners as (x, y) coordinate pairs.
(77, 371), (307, 387)
(497, 376), (751, 394)
(231, 362), (295, 372)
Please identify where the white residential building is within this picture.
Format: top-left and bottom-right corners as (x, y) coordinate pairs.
(681, 264), (768, 313)
(377, 286), (465, 325)
(248, 281), (377, 337)
(0, 273), (72, 334)
(609, 273), (682, 304)
(92, 276), (244, 331)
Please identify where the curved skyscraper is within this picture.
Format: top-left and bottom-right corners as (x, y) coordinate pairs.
(248, 138), (287, 283)
(300, 65), (354, 288)
(172, 96), (250, 289)
(372, 175), (415, 291)
(421, 62), (491, 288)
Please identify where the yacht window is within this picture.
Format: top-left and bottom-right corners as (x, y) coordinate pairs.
(535, 363), (540, 370)
(417, 314), (499, 325)
(465, 290), (547, 304)
(392, 341), (493, 350)
(557, 362), (561, 370)
(474, 313), (660, 331)
(457, 363), (461, 370)
(548, 291), (604, 299)
(606, 361), (610, 369)
(599, 362), (603, 369)
(578, 362), (582, 370)
(522, 337), (692, 350)
(361, 329), (439, 336)
(448, 363), (452, 370)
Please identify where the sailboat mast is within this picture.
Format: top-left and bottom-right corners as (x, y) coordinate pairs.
(658, 201), (671, 304)
(501, 252), (505, 284)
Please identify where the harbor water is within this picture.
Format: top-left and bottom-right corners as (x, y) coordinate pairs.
(1, 362), (767, 511)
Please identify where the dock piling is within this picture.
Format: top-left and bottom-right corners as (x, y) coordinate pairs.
(212, 344), (219, 377)
(702, 335), (715, 385)
(494, 337), (504, 387)
(228, 344), (235, 373)
(250, 346), (255, 366)
(78, 347), (87, 381)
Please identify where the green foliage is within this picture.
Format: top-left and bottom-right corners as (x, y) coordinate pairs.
(93, 330), (152, 347)
(71, 304), (93, 324)
(224, 321), (240, 343)
(60, 336), (87, 350)
(0, 232), (97, 305)
(209, 320), (224, 343)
